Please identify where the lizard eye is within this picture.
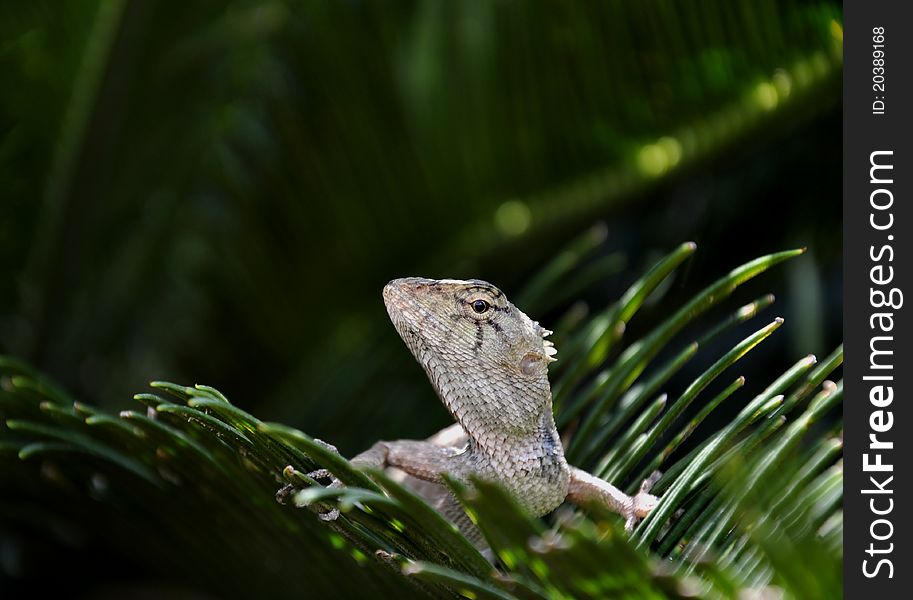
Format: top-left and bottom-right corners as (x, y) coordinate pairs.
(471, 299), (490, 314)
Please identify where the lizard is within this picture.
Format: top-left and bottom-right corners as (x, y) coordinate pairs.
(280, 277), (660, 541)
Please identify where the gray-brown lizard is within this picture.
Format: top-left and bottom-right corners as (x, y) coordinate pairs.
(285, 277), (659, 539)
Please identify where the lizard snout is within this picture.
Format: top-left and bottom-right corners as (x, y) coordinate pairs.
(382, 278), (425, 317)
(383, 277), (437, 305)
(382, 278), (412, 306)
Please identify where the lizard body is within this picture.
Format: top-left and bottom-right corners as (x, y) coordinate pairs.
(285, 277), (659, 540)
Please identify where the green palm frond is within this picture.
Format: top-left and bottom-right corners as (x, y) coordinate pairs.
(1, 244), (842, 598)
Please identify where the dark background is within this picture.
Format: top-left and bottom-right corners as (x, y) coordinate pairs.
(1, 1), (842, 595)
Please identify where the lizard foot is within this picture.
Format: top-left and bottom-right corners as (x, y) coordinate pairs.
(303, 466), (344, 521)
(276, 439), (344, 521)
(276, 479), (341, 521)
(624, 472), (662, 532)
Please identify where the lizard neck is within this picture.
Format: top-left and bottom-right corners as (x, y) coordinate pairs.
(471, 408), (563, 460)
(445, 385), (563, 462)
(460, 400), (570, 518)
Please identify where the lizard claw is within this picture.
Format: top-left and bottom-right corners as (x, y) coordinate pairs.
(315, 505), (341, 521)
(312, 438), (339, 454)
(624, 472), (662, 532)
(305, 438), (344, 490)
(306, 468), (333, 481)
(276, 459), (343, 522)
(305, 467), (344, 520)
(303, 438), (344, 487)
(275, 482), (297, 505)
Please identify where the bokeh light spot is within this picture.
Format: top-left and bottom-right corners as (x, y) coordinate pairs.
(637, 144), (667, 177)
(753, 81), (779, 111)
(638, 137), (681, 177)
(658, 136), (683, 168)
(773, 69), (792, 100)
(495, 200), (532, 236)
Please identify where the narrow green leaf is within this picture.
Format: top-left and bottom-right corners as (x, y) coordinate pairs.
(403, 561), (518, 600)
(567, 248), (805, 459)
(371, 469), (494, 578)
(594, 394), (666, 476)
(605, 318), (783, 482)
(7, 419), (160, 484)
(554, 242), (697, 411)
(579, 342), (698, 463)
(516, 223), (608, 311)
(258, 422), (381, 492)
(626, 375), (745, 488)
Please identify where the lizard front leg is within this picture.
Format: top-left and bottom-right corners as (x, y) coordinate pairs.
(278, 438), (464, 520)
(350, 439), (463, 483)
(566, 467), (660, 532)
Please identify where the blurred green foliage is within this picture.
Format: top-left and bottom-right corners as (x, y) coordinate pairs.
(0, 0), (842, 596)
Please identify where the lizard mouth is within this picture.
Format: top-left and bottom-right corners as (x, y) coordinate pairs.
(382, 279), (447, 362)
(382, 279), (424, 337)
(382, 278), (413, 316)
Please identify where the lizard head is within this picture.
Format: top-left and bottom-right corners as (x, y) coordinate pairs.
(383, 277), (557, 433)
